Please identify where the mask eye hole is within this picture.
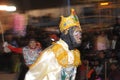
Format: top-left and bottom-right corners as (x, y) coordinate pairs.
(73, 31), (82, 36)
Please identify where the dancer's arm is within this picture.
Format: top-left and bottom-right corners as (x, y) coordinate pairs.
(7, 45), (22, 54)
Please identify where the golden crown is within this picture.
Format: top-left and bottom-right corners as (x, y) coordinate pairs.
(59, 9), (81, 32)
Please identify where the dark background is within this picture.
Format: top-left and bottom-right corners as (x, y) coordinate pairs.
(0, 0), (117, 12)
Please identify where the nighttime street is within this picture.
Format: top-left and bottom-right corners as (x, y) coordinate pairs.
(0, 0), (120, 80)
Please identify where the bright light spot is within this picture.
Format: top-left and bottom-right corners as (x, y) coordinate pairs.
(0, 5), (16, 11)
(6, 6), (16, 11)
(51, 38), (55, 41)
(100, 2), (109, 6)
(0, 5), (7, 10)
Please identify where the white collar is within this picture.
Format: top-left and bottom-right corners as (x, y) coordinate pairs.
(56, 39), (69, 51)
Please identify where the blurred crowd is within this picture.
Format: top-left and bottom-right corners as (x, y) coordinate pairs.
(76, 17), (120, 80)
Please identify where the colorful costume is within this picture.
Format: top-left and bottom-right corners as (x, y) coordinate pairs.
(25, 9), (82, 80)
(6, 42), (42, 66)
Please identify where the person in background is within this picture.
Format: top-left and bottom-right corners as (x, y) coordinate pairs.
(108, 63), (120, 80)
(112, 16), (120, 51)
(110, 35), (118, 50)
(96, 51), (106, 80)
(95, 31), (110, 51)
(25, 9), (82, 80)
(76, 58), (88, 80)
(112, 16), (120, 37)
(3, 33), (19, 73)
(3, 38), (42, 80)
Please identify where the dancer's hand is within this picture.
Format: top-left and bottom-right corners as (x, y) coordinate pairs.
(3, 42), (11, 53)
(3, 42), (8, 47)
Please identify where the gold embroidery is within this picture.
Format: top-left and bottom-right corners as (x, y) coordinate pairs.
(73, 49), (81, 66)
(52, 43), (81, 67)
(52, 44), (68, 67)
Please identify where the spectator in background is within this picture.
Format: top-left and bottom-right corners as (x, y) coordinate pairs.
(76, 58), (88, 80)
(5, 33), (18, 47)
(3, 33), (19, 73)
(110, 35), (118, 50)
(112, 16), (120, 51)
(112, 16), (120, 37)
(108, 63), (120, 80)
(111, 16), (120, 65)
(3, 38), (42, 80)
(96, 51), (108, 80)
(95, 31), (110, 51)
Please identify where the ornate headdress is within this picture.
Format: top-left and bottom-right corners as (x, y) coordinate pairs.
(59, 9), (82, 33)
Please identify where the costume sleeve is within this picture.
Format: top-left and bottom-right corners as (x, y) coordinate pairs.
(25, 50), (62, 80)
(7, 45), (23, 54)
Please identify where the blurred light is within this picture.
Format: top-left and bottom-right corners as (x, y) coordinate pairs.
(51, 38), (55, 41)
(0, 5), (16, 11)
(100, 2), (109, 6)
(6, 6), (16, 11)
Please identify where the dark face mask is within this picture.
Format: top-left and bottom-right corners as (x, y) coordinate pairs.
(60, 26), (82, 50)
